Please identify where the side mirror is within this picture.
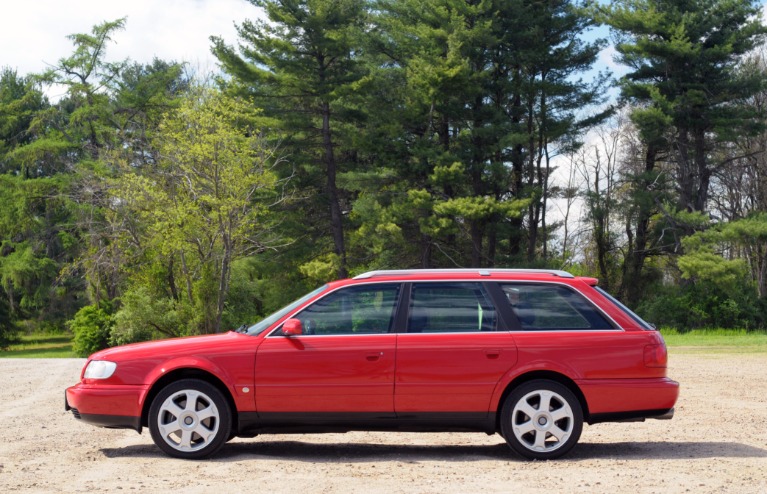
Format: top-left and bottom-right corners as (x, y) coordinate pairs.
(282, 318), (303, 336)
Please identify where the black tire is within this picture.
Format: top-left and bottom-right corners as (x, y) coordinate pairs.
(500, 379), (583, 460)
(148, 379), (232, 459)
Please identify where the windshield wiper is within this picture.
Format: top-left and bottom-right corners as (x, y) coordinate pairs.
(234, 324), (249, 334)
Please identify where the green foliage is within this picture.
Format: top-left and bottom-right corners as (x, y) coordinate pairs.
(603, 0), (767, 212)
(0, 68), (49, 175)
(299, 254), (342, 285)
(637, 281), (765, 330)
(212, 0), (371, 278)
(0, 294), (18, 349)
(111, 287), (187, 345)
(102, 87), (282, 335)
(0, 174), (79, 330)
(68, 304), (114, 357)
(2, 12), (767, 346)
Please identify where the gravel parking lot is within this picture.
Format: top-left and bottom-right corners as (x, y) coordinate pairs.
(0, 353), (765, 493)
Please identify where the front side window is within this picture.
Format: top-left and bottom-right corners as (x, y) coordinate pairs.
(500, 283), (614, 331)
(288, 283), (400, 335)
(408, 282), (497, 333)
(246, 284), (328, 335)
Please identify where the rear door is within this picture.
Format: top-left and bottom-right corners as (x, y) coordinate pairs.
(394, 282), (517, 417)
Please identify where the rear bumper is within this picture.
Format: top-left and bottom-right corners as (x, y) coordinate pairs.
(654, 407), (675, 420)
(578, 377), (679, 424)
(65, 383), (147, 433)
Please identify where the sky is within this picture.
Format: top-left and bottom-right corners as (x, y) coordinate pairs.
(0, 0), (253, 80)
(1, 0), (627, 83)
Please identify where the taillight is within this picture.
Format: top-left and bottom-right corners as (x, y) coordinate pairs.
(644, 343), (668, 368)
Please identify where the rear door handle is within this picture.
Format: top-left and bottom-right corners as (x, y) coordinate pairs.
(484, 349), (501, 359)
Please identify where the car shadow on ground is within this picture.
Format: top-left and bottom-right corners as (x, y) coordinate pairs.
(101, 439), (767, 462)
(571, 441), (767, 460)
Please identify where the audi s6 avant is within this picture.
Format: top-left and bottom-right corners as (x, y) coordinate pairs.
(65, 269), (678, 460)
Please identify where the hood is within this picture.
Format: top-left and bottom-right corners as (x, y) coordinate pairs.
(89, 331), (247, 362)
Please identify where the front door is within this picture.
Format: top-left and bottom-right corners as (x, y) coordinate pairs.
(255, 283), (401, 416)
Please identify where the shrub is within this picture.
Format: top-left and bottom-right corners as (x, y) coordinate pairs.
(68, 304), (114, 357)
(0, 296), (18, 350)
(637, 281), (766, 330)
(110, 287), (188, 346)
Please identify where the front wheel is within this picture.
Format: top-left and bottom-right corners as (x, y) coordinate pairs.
(500, 380), (583, 460)
(148, 379), (232, 459)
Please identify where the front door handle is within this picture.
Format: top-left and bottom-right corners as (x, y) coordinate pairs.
(366, 352), (384, 361)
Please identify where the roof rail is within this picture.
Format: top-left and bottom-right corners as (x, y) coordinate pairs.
(353, 269), (574, 280)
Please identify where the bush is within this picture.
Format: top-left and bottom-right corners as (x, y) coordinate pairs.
(111, 287), (189, 346)
(68, 304), (114, 357)
(0, 296), (19, 350)
(637, 281), (766, 330)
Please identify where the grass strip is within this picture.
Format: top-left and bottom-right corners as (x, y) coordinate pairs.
(661, 328), (767, 353)
(0, 333), (76, 358)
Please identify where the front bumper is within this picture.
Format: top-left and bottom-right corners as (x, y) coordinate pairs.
(65, 382), (149, 433)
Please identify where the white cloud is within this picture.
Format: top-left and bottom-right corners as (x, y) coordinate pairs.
(0, 0), (256, 77)
(598, 45), (623, 73)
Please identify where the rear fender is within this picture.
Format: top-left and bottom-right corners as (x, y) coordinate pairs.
(489, 360), (582, 412)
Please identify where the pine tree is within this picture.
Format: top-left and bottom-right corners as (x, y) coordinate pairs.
(212, 0), (370, 279)
(604, 0), (767, 213)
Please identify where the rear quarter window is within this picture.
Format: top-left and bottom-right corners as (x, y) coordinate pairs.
(500, 283), (615, 331)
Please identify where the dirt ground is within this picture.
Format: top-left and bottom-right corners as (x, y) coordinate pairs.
(0, 353), (765, 494)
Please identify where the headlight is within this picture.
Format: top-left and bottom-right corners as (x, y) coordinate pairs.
(83, 360), (117, 380)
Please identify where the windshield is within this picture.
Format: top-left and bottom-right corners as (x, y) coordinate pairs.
(244, 284), (329, 336)
(594, 286), (654, 330)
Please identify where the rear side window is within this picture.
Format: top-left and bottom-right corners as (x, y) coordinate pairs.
(500, 283), (614, 331)
(408, 282), (497, 333)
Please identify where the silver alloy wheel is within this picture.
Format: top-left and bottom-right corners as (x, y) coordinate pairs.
(156, 388), (220, 453)
(511, 389), (574, 453)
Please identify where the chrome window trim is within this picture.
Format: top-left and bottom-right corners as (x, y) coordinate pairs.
(265, 278), (626, 337)
(355, 268), (574, 279)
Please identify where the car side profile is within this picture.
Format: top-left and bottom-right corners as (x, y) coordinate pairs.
(65, 269), (679, 460)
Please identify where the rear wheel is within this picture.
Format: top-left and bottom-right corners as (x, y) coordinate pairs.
(148, 379), (231, 459)
(500, 380), (583, 460)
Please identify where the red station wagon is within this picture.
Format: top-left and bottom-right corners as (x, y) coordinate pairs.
(65, 269), (679, 460)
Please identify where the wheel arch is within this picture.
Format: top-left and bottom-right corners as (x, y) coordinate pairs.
(141, 368), (239, 434)
(495, 371), (590, 432)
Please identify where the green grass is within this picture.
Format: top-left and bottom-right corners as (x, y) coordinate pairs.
(0, 333), (76, 358)
(661, 328), (767, 353)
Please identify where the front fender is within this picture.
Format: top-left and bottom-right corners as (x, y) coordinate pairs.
(139, 354), (256, 413)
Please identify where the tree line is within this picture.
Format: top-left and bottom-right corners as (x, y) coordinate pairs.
(1, 0), (766, 353)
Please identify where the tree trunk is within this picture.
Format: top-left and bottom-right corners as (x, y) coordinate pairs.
(420, 234), (432, 268)
(321, 101), (347, 279)
(508, 82), (525, 260)
(694, 129), (710, 213)
(470, 221), (483, 267)
(215, 235), (232, 334)
(677, 129), (694, 212)
(623, 143), (657, 306)
(526, 87), (538, 263)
